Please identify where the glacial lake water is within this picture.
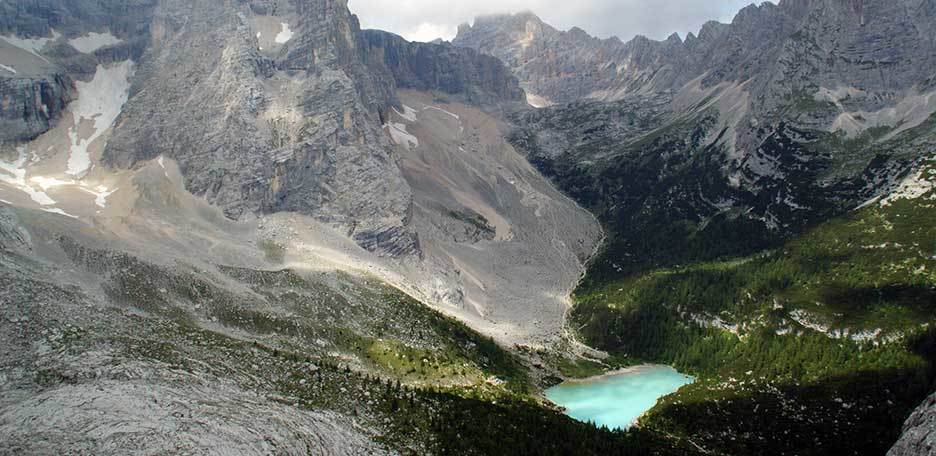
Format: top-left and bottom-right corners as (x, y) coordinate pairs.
(545, 365), (693, 430)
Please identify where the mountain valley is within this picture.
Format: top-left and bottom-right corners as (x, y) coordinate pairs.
(1, 0), (935, 454)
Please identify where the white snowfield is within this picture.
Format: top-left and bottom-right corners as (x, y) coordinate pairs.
(525, 91), (553, 108)
(275, 22), (294, 44)
(0, 29), (62, 63)
(66, 61), (135, 177)
(423, 105), (459, 120)
(0, 147), (120, 213)
(393, 105), (418, 122)
(0, 149), (57, 206)
(384, 122), (419, 149)
(40, 207), (78, 218)
(29, 176), (116, 208)
(0, 30), (59, 62)
(0, 60), (131, 215)
(68, 31), (122, 53)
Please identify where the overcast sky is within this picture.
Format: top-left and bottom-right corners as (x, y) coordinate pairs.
(349, 0), (757, 43)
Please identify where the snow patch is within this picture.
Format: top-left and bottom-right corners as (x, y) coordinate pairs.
(30, 176), (73, 191)
(94, 187), (116, 208)
(157, 155), (169, 178)
(392, 105), (418, 123)
(384, 122), (419, 149)
(0, 148), (117, 210)
(68, 31), (122, 54)
(0, 148), (56, 206)
(855, 195), (882, 210)
(40, 207), (78, 219)
(274, 23), (293, 44)
(80, 185), (117, 208)
(0, 30), (58, 61)
(525, 92), (553, 108)
(0, 63), (16, 74)
(66, 61), (135, 177)
(423, 106), (459, 120)
(781, 194), (808, 211)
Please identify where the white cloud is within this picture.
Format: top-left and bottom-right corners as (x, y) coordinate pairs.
(349, 0), (755, 43)
(407, 22), (459, 43)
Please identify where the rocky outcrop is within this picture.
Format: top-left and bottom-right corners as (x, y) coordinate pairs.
(0, 0), (156, 38)
(0, 0), (529, 262)
(0, 206), (31, 253)
(0, 0), (156, 143)
(889, 392), (936, 456)
(361, 29), (524, 105)
(499, 0), (936, 281)
(453, 11), (699, 104)
(455, 1), (936, 118)
(0, 73), (73, 142)
(476, 0), (936, 195)
(86, 0), (416, 256)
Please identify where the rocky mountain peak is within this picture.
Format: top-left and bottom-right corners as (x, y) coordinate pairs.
(697, 20), (729, 42)
(1, 0), (526, 259)
(472, 10), (546, 28)
(455, 0), (936, 121)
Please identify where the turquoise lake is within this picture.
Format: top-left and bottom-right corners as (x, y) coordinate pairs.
(545, 365), (693, 430)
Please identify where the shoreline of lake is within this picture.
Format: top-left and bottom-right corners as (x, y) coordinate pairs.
(545, 364), (694, 430)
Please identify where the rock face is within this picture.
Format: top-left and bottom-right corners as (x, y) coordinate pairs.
(0, 0), (529, 259)
(890, 392), (936, 456)
(458, 0), (936, 279)
(98, 0), (415, 259)
(0, 0), (541, 262)
(0, 206), (31, 253)
(0, 0), (156, 142)
(0, 0), (597, 351)
(455, 1), (936, 110)
(361, 29), (524, 105)
(80, 0), (526, 258)
(383, 89), (602, 348)
(0, 73), (73, 142)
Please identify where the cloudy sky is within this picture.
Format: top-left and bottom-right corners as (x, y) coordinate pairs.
(349, 0), (757, 43)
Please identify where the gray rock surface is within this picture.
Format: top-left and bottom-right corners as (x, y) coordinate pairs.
(0, 205), (398, 455)
(455, 1), (936, 113)
(890, 392), (936, 456)
(458, 0), (936, 278)
(0, 72), (72, 143)
(0, 9), (599, 453)
(1, 0), (534, 261)
(361, 29), (524, 106)
(0, 206), (31, 253)
(0, 0), (155, 142)
(101, 0), (410, 238)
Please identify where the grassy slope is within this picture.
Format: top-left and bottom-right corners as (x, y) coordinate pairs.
(570, 157), (936, 454)
(41, 236), (698, 455)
